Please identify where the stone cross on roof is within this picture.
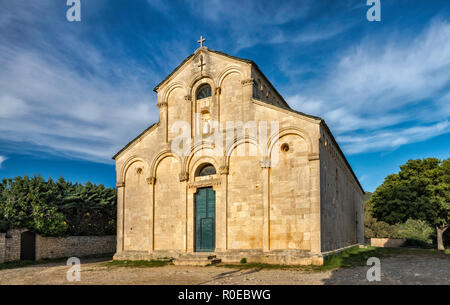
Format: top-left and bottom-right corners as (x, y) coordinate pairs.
(197, 35), (206, 48)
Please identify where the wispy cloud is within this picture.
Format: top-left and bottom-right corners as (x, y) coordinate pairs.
(287, 18), (450, 154)
(0, 156), (6, 168)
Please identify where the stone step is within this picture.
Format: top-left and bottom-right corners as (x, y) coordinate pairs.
(173, 255), (221, 266)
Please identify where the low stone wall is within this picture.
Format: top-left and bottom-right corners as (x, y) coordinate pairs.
(370, 238), (406, 248)
(35, 235), (116, 260)
(0, 233), (5, 263)
(0, 228), (116, 263)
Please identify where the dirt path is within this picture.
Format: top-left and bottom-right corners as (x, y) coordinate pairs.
(0, 255), (448, 285)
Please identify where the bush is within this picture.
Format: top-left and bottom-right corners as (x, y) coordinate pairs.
(240, 258), (247, 264)
(396, 219), (434, 244)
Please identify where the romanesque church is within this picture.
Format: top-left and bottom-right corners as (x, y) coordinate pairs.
(113, 39), (364, 265)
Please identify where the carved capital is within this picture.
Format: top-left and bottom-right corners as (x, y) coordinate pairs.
(116, 181), (125, 188)
(215, 87), (221, 95)
(179, 172), (189, 182)
(218, 165), (229, 175)
(260, 159), (271, 168)
(184, 95), (192, 101)
(146, 177), (156, 185)
(241, 78), (254, 87)
(157, 102), (168, 108)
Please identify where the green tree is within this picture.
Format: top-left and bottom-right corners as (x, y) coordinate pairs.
(370, 158), (449, 250)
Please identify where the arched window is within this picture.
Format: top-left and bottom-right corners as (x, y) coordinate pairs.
(197, 164), (216, 177)
(196, 84), (212, 100)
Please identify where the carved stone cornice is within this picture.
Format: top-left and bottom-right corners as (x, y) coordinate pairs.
(116, 181), (125, 188)
(241, 78), (254, 87)
(179, 172), (189, 182)
(188, 179), (221, 189)
(156, 102), (168, 108)
(146, 177), (156, 185)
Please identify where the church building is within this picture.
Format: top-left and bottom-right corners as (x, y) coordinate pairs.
(112, 38), (364, 265)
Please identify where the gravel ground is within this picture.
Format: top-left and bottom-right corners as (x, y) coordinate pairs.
(0, 254), (448, 285)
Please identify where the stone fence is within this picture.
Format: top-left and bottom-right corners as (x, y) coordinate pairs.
(369, 238), (406, 248)
(0, 229), (116, 263)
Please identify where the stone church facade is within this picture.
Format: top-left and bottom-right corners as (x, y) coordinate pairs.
(112, 43), (364, 265)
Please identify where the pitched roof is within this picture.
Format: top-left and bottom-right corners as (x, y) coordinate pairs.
(153, 47), (253, 92)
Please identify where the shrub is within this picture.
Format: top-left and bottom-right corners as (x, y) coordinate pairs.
(240, 258), (247, 264)
(396, 219), (434, 244)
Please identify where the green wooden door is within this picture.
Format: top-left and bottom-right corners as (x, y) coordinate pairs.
(195, 187), (216, 252)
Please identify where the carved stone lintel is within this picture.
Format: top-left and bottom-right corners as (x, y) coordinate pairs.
(188, 179), (221, 189)
(156, 102), (168, 108)
(184, 95), (192, 101)
(241, 78), (254, 86)
(215, 87), (221, 95)
(116, 181), (125, 188)
(218, 165), (229, 175)
(179, 172), (189, 182)
(260, 159), (271, 168)
(146, 177), (156, 185)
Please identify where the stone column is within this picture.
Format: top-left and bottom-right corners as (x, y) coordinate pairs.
(260, 159), (271, 252)
(215, 167), (228, 252)
(146, 177), (156, 253)
(116, 182), (125, 253)
(186, 187), (196, 252)
(308, 154), (321, 254)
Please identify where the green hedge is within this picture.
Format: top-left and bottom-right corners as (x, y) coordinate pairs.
(0, 175), (116, 237)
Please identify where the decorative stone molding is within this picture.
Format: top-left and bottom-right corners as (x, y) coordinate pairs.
(241, 78), (254, 86)
(308, 153), (319, 161)
(156, 101), (168, 108)
(218, 165), (229, 175)
(215, 87), (221, 95)
(188, 178), (221, 189)
(184, 95), (192, 101)
(146, 177), (156, 185)
(179, 172), (189, 182)
(260, 159), (271, 168)
(116, 181), (125, 188)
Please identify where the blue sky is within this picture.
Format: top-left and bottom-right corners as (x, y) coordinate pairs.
(0, 0), (449, 192)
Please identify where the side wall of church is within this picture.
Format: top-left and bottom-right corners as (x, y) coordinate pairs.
(319, 128), (364, 252)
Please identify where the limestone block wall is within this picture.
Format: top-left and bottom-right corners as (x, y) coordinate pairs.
(0, 233), (5, 263)
(4, 228), (27, 262)
(123, 160), (152, 251)
(319, 132), (364, 252)
(227, 144), (263, 250)
(35, 235), (116, 260)
(153, 156), (185, 251)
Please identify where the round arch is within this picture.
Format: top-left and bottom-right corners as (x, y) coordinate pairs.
(267, 127), (313, 158)
(119, 156), (151, 184)
(217, 65), (243, 88)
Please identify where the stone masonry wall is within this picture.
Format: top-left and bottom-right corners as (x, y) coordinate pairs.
(35, 235), (116, 260)
(0, 233), (5, 263)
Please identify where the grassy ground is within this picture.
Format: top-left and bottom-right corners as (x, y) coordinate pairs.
(0, 253), (113, 271)
(101, 259), (174, 268)
(0, 258), (67, 271)
(216, 246), (450, 272)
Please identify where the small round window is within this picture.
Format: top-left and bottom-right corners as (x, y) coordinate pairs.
(197, 164), (216, 176)
(196, 84), (212, 100)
